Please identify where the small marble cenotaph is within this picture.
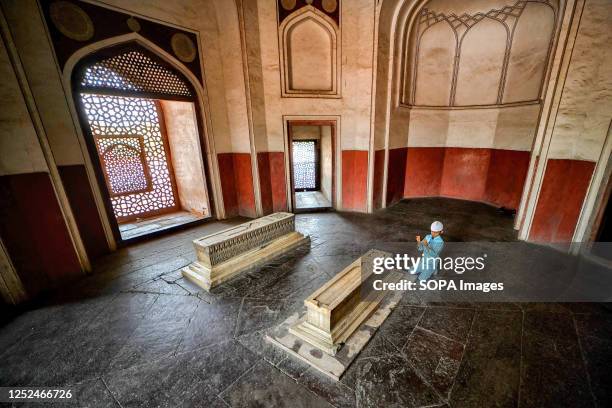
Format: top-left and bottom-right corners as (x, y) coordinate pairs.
(182, 212), (309, 291)
(266, 249), (404, 380)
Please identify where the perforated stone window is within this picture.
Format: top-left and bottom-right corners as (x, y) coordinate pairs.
(292, 140), (317, 190)
(95, 135), (151, 196)
(80, 50), (192, 97)
(82, 93), (177, 221)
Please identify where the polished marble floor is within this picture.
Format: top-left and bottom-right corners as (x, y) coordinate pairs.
(1, 198), (611, 407)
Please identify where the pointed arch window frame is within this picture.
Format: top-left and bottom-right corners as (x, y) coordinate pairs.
(74, 43), (197, 102)
(71, 42), (202, 223)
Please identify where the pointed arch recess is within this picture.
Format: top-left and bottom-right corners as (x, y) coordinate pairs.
(61, 33), (225, 245)
(278, 6), (340, 98)
(402, 0), (558, 108)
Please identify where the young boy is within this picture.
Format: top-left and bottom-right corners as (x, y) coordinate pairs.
(413, 221), (444, 281)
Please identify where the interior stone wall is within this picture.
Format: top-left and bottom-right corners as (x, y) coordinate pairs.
(0, 30), (82, 297)
(292, 125), (321, 140)
(0, 34), (47, 176)
(2, 0), (259, 226)
(529, 0), (612, 242)
(246, 0), (375, 212)
(162, 100), (209, 217)
(380, 0), (563, 211)
(321, 125), (333, 203)
(403, 0), (559, 108)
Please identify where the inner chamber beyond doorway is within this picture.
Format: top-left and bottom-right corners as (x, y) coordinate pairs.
(289, 122), (334, 211)
(74, 45), (212, 241)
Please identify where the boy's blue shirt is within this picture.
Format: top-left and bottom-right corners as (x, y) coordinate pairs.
(415, 234), (445, 282)
(418, 234), (444, 259)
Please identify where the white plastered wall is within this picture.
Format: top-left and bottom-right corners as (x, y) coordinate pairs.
(1, 0), (253, 253)
(249, 0), (377, 212)
(161, 100), (210, 217)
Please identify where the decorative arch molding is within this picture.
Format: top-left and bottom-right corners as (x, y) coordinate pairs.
(413, 19), (457, 106)
(61, 33), (225, 245)
(278, 6), (341, 98)
(454, 16), (509, 106)
(401, 0), (559, 108)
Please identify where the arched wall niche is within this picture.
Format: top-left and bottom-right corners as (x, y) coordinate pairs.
(278, 6), (340, 98)
(61, 34), (225, 245)
(402, 0), (559, 108)
(413, 19), (456, 106)
(372, 0), (567, 216)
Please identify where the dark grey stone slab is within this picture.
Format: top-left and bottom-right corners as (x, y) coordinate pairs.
(418, 307), (476, 343)
(297, 367), (356, 408)
(130, 277), (191, 295)
(234, 298), (286, 337)
(352, 353), (442, 408)
(1, 292), (157, 386)
(576, 332), (612, 407)
(403, 327), (464, 398)
(177, 296), (242, 353)
(276, 355), (310, 379)
(108, 294), (200, 370)
(175, 340), (260, 394)
(220, 360), (334, 408)
(520, 312), (594, 408)
(237, 328), (287, 366)
(340, 334), (404, 389)
(104, 340), (257, 407)
(62, 293), (158, 377)
(243, 256), (325, 301)
(575, 312), (612, 406)
(449, 310), (522, 408)
(104, 357), (215, 407)
(376, 305), (425, 349)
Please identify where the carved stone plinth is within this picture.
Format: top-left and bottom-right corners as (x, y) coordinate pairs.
(182, 212), (309, 291)
(288, 249), (400, 355)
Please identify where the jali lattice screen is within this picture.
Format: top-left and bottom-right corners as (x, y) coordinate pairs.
(82, 94), (177, 220)
(81, 50), (192, 97)
(95, 135), (151, 196)
(292, 141), (316, 190)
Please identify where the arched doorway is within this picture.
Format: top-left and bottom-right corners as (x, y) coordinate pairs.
(72, 43), (214, 242)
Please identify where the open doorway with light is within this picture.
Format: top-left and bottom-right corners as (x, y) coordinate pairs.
(287, 121), (335, 211)
(73, 44), (213, 242)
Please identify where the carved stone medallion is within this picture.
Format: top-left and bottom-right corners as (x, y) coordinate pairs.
(171, 33), (196, 63)
(322, 0), (338, 13)
(126, 16), (141, 33)
(280, 0), (297, 11)
(49, 0), (94, 42)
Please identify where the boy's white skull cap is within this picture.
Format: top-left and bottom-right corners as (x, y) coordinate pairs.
(431, 221), (443, 232)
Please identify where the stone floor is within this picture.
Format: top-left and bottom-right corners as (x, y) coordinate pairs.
(295, 191), (331, 210)
(1, 198), (611, 407)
